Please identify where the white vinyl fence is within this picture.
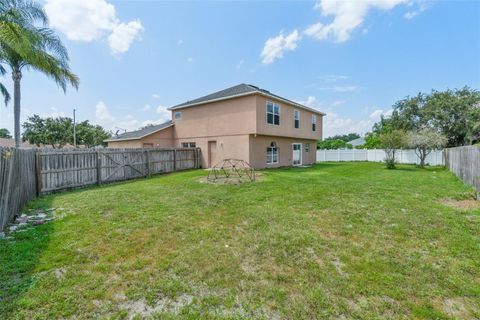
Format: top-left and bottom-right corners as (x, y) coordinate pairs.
(316, 149), (444, 166)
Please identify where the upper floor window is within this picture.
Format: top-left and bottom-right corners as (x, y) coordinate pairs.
(266, 101), (280, 125)
(294, 110), (300, 129)
(174, 112), (182, 120)
(312, 115), (317, 131)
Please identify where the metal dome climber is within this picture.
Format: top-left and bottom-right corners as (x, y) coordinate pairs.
(207, 159), (256, 183)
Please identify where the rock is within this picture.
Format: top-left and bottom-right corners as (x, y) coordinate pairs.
(16, 216), (28, 224)
(37, 213), (47, 219)
(9, 225), (17, 232)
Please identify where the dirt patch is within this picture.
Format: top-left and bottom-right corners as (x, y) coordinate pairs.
(440, 199), (480, 210)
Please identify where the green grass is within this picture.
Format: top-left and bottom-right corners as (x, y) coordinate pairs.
(1, 162), (479, 319)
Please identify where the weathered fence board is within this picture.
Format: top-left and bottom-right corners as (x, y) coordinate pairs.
(0, 148), (37, 232)
(39, 148), (200, 193)
(445, 146), (480, 198)
(0, 147), (200, 231)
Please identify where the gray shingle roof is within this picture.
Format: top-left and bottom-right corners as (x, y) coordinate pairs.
(105, 121), (173, 142)
(171, 84), (257, 109)
(169, 83), (325, 115)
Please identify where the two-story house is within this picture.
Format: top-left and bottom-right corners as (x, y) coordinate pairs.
(106, 84), (325, 168)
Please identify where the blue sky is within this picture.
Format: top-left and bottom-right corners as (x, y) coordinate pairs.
(0, 0), (479, 137)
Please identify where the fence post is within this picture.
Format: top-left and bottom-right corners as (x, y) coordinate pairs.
(35, 152), (42, 196)
(96, 151), (102, 185)
(145, 150), (151, 177)
(173, 149), (177, 171)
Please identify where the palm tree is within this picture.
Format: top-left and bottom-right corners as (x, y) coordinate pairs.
(0, 0), (79, 147)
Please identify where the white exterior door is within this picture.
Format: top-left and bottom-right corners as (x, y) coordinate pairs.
(292, 143), (302, 166)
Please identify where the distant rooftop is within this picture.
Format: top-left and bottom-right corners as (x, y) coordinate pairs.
(348, 137), (366, 147)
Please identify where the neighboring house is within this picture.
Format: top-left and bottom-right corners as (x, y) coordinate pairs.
(0, 138), (36, 148)
(348, 137), (366, 147)
(106, 84), (325, 168)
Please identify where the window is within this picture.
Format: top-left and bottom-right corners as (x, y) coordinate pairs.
(294, 110), (300, 129)
(305, 143), (310, 152)
(174, 112), (182, 120)
(182, 142), (196, 148)
(266, 101), (280, 125)
(266, 142), (279, 164)
(312, 115), (317, 131)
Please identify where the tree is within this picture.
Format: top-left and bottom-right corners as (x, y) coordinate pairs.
(317, 139), (353, 150)
(407, 129), (447, 168)
(75, 120), (111, 148)
(0, 127), (11, 138)
(425, 88), (480, 146)
(371, 87), (480, 148)
(23, 115), (72, 148)
(0, 0), (79, 148)
(379, 130), (407, 169)
(23, 115), (110, 148)
(317, 133), (359, 149)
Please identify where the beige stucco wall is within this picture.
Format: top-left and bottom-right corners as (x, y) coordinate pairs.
(249, 135), (317, 169)
(172, 95), (257, 139)
(175, 135), (250, 168)
(255, 95), (323, 141)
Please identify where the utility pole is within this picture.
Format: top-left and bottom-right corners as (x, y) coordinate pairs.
(73, 108), (76, 148)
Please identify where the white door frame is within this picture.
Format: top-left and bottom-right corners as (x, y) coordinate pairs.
(292, 143), (302, 166)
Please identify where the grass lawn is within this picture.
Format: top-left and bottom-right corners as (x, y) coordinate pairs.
(1, 162), (479, 319)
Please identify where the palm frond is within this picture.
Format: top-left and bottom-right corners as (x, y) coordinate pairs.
(0, 81), (10, 106)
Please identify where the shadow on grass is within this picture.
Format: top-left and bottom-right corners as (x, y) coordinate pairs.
(0, 197), (55, 319)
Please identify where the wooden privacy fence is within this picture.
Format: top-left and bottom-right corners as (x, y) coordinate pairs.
(445, 146), (480, 198)
(0, 147), (200, 231)
(0, 148), (37, 232)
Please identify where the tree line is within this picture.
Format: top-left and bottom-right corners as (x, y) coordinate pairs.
(318, 87), (479, 168)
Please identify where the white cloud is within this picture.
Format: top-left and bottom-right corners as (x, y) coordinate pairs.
(404, 2), (429, 19)
(369, 109), (384, 119)
(152, 94), (160, 99)
(324, 107), (394, 137)
(94, 102), (153, 131)
(107, 20), (143, 54)
(95, 102), (114, 121)
(41, 107), (66, 118)
(156, 105), (171, 122)
(305, 0), (409, 42)
(297, 96), (320, 108)
(44, 0), (143, 54)
(261, 29), (300, 64)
